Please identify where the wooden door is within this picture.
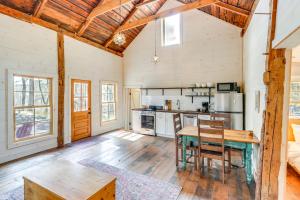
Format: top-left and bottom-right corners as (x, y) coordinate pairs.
(71, 79), (91, 142)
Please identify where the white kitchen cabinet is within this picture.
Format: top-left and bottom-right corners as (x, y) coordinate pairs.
(132, 111), (141, 132)
(155, 112), (166, 135)
(165, 113), (175, 138)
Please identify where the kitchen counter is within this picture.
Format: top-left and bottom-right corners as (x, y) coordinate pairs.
(131, 108), (211, 115)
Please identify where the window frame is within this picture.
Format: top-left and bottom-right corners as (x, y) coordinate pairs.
(289, 81), (300, 118)
(101, 81), (117, 123)
(161, 14), (182, 47)
(7, 69), (57, 149)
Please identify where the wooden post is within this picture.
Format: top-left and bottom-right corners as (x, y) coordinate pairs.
(255, 0), (286, 199)
(57, 30), (65, 147)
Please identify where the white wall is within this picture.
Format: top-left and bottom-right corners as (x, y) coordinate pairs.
(64, 36), (123, 144)
(123, 0), (243, 88)
(0, 14), (58, 163)
(273, 0), (300, 48)
(0, 13), (124, 164)
(243, 0), (270, 179)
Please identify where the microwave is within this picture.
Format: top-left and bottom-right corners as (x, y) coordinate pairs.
(217, 82), (238, 92)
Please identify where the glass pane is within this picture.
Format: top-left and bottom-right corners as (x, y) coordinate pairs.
(14, 91), (34, 107)
(15, 108), (34, 124)
(14, 76), (34, 92)
(74, 83), (81, 98)
(107, 85), (113, 94)
(74, 98), (81, 112)
(107, 93), (113, 102)
(102, 85), (107, 94)
(34, 78), (50, 93)
(163, 14), (181, 46)
(108, 111), (115, 120)
(102, 103), (108, 113)
(82, 83), (88, 97)
(35, 107), (51, 122)
(102, 93), (108, 102)
(290, 102), (300, 117)
(82, 98), (88, 111)
(35, 122), (50, 135)
(108, 103), (115, 112)
(15, 122), (34, 139)
(34, 92), (50, 106)
(102, 112), (108, 121)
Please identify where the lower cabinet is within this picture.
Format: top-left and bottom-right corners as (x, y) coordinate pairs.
(132, 111), (141, 132)
(156, 112), (175, 138)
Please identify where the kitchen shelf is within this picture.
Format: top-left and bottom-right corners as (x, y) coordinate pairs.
(185, 95), (214, 103)
(141, 86), (215, 96)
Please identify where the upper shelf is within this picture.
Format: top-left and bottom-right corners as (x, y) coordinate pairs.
(140, 86), (215, 90)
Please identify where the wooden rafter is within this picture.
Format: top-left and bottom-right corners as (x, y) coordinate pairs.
(136, 0), (158, 8)
(241, 0), (260, 36)
(33, 0), (48, 17)
(0, 4), (123, 57)
(104, 0), (146, 47)
(214, 1), (250, 17)
(118, 0), (217, 32)
(77, 0), (132, 36)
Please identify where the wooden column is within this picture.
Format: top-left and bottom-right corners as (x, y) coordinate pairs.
(255, 0), (286, 199)
(57, 31), (65, 147)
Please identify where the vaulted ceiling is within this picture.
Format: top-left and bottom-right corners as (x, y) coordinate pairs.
(0, 0), (256, 55)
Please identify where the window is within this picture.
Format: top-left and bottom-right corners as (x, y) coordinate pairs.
(13, 75), (52, 141)
(290, 82), (300, 117)
(73, 81), (89, 112)
(162, 14), (181, 46)
(102, 83), (116, 122)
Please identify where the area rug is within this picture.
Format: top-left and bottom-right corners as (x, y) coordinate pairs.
(1, 159), (182, 200)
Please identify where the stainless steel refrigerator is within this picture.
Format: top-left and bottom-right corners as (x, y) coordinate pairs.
(214, 93), (244, 130)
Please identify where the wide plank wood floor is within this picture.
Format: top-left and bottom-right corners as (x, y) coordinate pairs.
(286, 165), (300, 200)
(0, 130), (255, 199)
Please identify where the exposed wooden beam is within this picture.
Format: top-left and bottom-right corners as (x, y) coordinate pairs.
(57, 30), (65, 148)
(104, 0), (146, 47)
(256, 0), (286, 199)
(214, 1), (249, 17)
(33, 0), (48, 17)
(241, 0), (260, 36)
(0, 4), (123, 57)
(77, 0), (132, 36)
(136, 0), (158, 8)
(118, 0), (217, 32)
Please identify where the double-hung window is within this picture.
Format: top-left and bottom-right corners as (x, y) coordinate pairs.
(290, 82), (300, 117)
(13, 75), (52, 141)
(102, 82), (117, 122)
(162, 14), (181, 46)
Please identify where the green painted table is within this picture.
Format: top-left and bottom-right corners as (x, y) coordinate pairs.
(177, 126), (259, 184)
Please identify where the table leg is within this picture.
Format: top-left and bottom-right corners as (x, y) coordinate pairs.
(245, 143), (253, 184)
(182, 136), (187, 170)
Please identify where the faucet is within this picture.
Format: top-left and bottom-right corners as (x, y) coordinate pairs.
(176, 99), (181, 110)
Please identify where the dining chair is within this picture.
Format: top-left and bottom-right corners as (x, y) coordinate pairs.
(197, 119), (231, 184)
(211, 113), (246, 167)
(173, 113), (198, 168)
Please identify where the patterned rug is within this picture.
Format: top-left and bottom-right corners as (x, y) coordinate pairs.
(1, 159), (182, 200)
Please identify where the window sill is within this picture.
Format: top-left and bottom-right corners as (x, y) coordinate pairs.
(101, 119), (117, 126)
(8, 134), (56, 149)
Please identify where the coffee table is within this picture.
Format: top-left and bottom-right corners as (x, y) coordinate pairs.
(23, 160), (116, 200)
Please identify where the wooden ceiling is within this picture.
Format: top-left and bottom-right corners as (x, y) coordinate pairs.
(0, 0), (256, 55)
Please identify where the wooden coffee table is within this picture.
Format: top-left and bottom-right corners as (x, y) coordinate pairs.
(23, 160), (116, 200)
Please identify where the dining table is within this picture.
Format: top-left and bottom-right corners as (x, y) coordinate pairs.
(177, 126), (260, 184)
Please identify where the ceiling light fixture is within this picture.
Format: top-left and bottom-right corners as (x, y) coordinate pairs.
(153, 19), (159, 64)
(113, 0), (126, 46)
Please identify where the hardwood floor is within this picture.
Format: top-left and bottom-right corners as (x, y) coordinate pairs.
(0, 130), (255, 199)
(286, 165), (300, 200)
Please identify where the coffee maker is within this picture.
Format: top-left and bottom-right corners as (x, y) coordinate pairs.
(202, 102), (209, 113)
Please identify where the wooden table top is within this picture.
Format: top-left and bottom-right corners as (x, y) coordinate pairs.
(23, 160), (116, 200)
(177, 126), (260, 144)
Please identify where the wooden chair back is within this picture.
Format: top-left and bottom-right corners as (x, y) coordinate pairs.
(173, 113), (182, 134)
(210, 113), (231, 129)
(198, 119), (225, 154)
